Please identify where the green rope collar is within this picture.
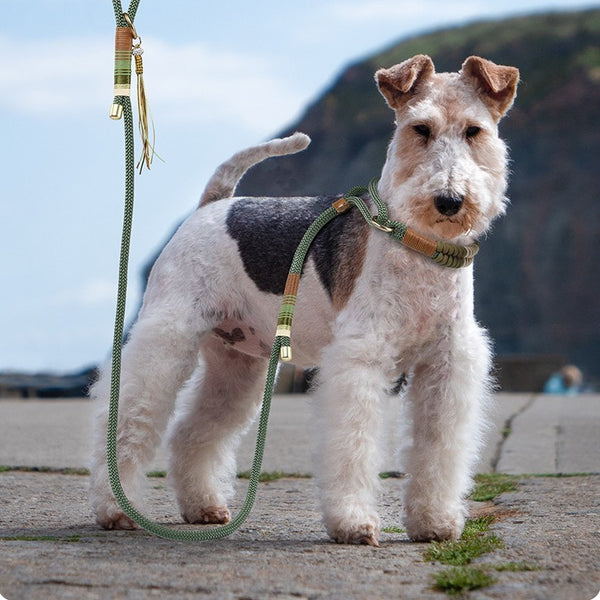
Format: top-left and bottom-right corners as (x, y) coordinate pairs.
(344, 178), (479, 269)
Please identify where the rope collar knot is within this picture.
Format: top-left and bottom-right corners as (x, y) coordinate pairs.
(343, 178), (479, 269)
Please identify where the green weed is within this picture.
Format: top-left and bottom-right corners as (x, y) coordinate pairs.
(492, 561), (541, 572)
(0, 535), (81, 543)
(236, 470), (312, 482)
(146, 470), (167, 478)
(434, 566), (494, 595)
(425, 534), (503, 566)
(470, 473), (518, 502)
(381, 526), (406, 534)
(0, 466), (89, 475)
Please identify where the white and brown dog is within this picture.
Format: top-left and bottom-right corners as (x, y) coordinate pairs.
(90, 55), (519, 546)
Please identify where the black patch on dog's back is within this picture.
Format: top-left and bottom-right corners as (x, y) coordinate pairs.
(226, 196), (366, 296)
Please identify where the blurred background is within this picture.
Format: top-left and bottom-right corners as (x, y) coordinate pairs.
(1, 0), (598, 396)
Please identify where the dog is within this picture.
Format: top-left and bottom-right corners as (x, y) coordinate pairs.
(90, 54), (519, 546)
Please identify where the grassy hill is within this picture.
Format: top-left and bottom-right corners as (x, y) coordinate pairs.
(238, 8), (600, 384)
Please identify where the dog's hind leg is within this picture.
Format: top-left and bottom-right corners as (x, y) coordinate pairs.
(89, 315), (204, 530)
(167, 337), (268, 525)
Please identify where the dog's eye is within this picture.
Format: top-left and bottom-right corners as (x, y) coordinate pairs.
(413, 124), (431, 139)
(465, 126), (481, 139)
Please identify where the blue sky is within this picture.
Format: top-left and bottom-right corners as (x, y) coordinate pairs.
(1, 0), (596, 373)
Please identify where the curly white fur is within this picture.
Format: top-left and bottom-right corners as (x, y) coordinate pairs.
(90, 55), (519, 546)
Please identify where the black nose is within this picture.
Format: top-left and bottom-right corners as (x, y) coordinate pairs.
(434, 194), (464, 216)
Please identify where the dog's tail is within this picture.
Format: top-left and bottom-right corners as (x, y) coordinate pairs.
(198, 132), (311, 207)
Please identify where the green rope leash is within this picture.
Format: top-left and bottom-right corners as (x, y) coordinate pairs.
(106, 0), (479, 541)
(107, 0), (279, 542)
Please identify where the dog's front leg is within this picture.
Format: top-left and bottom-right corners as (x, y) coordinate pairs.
(403, 324), (492, 542)
(312, 334), (388, 546)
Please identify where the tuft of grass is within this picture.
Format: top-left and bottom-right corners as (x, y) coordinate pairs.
(523, 472), (595, 478)
(470, 473), (518, 502)
(492, 561), (541, 572)
(461, 515), (495, 539)
(236, 470), (312, 482)
(381, 526), (406, 534)
(0, 466), (89, 475)
(146, 470), (167, 478)
(379, 471), (406, 479)
(425, 534), (503, 566)
(434, 566), (494, 595)
(0, 535), (81, 543)
(425, 515), (502, 568)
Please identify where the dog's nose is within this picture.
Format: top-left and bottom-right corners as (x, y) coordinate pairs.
(434, 194), (464, 216)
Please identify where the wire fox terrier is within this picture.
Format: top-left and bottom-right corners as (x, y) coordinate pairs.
(90, 55), (519, 546)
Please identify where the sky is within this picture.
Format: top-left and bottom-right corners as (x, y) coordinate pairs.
(1, 0), (596, 374)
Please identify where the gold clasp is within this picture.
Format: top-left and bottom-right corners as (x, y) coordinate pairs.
(122, 12), (139, 41)
(370, 217), (394, 233)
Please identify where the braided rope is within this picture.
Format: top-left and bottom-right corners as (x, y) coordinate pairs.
(106, 0), (282, 542)
(276, 207), (339, 361)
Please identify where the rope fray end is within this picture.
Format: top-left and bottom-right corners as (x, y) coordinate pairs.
(133, 46), (157, 172)
(124, 13), (162, 173)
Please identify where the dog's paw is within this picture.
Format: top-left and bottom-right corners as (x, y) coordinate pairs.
(182, 505), (231, 525)
(326, 515), (381, 547)
(96, 506), (138, 530)
(404, 512), (464, 542)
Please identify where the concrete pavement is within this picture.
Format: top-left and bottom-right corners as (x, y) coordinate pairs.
(0, 393), (599, 599)
(1, 393), (599, 475)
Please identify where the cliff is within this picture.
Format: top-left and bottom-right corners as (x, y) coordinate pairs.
(237, 9), (600, 381)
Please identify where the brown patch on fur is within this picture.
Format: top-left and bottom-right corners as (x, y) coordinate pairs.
(213, 327), (246, 345)
(330, 216), (370, 311)
(392, 126), (428, 184)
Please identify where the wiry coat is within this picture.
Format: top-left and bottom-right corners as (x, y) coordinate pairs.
(90, 55), (519, 545)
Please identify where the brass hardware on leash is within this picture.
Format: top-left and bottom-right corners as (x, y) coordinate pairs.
(370, 216), (394, 233)
(333, 197), (351, 214)
(122, 12), (139, 39)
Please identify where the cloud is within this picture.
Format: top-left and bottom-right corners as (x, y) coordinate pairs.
(0, 34), (305, 134)
(52, 278), (118, 308)
(326, 1), (493, 25)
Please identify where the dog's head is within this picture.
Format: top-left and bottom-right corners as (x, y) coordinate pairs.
(375, 55), (519, 242)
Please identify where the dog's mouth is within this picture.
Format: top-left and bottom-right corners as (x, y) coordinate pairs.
(432, 214), (474, 238)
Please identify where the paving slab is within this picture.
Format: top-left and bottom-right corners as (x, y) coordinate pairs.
(496, 394), (600, 474)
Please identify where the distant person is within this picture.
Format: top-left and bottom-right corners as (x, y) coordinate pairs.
(543, 365), (583, 395)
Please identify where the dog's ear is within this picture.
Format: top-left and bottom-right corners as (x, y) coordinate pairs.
(375, 55), (435, 110)
(460, 56), (520, 121)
